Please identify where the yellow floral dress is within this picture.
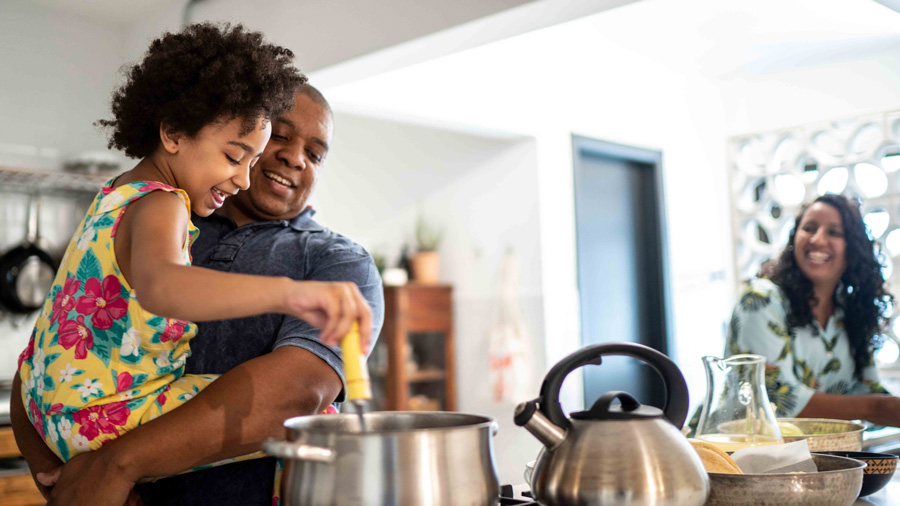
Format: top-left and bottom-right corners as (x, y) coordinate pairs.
(17, 181), (219, 462)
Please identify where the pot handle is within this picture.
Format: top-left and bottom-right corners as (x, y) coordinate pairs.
(537, 342), (688, 430)
(262, 439), (336, 463)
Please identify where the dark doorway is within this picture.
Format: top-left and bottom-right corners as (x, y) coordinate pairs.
(572, 136), (672, 410)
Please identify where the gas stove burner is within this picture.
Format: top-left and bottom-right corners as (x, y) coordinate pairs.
(499, 499), (539, 506)
(499, 485), (540, 505)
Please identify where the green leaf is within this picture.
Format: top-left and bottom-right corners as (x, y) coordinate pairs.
(821, 358), (841, 375)
(42, 375), (55, 392)
(45, 353), (61, 367)
(131, 373), (149, 388)
(109, 321), (127, 348)
(91, 335), (112, 368)
(95, 215), (115, 228)
(57, 439), (70, 461)
(146, 316), (166, 330)
(740, 290), (770, 311)
(76, 249), (102, 282)
(127, 397), (147, 411)
(119, 348), (145, 365)
(48, 285), (61, 303)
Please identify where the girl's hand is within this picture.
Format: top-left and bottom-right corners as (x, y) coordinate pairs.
(283, 281), (373, 350)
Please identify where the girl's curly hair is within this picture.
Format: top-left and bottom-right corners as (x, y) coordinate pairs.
(97, 23), (306, 158)
(760, 193), (892, 379)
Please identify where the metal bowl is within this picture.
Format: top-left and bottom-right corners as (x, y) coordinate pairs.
(706, 454), (865, 506)
(779, 418), (865, 451)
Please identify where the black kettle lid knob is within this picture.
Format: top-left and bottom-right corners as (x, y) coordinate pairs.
(570, 391), (663, 421)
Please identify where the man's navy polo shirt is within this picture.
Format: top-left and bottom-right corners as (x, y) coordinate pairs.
(137, 208), (384, 506)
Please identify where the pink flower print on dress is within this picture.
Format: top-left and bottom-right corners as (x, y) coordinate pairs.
(17, 333), (35, 370)
(58, 315), (94, 360)
(50, 275), (81, 327)
(29, 398), (44, 436)
(73, 402), (130, 441)
(137, 182), (175, 192)
(75, 275), (128, 330)
(116, 371), (133, 392)
(158, 385), (171, 407)
(159, 320), (189, 344)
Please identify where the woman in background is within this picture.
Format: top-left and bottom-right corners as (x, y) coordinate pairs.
(727, 193), (900, 425)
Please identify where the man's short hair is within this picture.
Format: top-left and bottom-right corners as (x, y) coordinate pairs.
(298, 84), (332, 117)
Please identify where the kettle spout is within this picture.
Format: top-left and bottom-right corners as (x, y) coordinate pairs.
(514, 400), (566, 450)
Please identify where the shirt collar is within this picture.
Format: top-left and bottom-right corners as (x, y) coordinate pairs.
(205, 207), (324, 232)
(287, 208), (325, 232)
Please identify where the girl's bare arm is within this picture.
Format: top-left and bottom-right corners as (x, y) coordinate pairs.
(116, 191), (371, 347)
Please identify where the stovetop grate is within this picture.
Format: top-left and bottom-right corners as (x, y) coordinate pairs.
(499, 485), (540, 505)
(499, 499), (539, 506)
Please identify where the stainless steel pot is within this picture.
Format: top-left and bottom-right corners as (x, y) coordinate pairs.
(264, 411), (500, 506)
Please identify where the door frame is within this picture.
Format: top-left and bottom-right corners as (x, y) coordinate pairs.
(571, 135), (674, 357)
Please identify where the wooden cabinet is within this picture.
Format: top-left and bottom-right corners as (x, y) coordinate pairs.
(369, 284), (456, 411)
(0, 427), (45, 506)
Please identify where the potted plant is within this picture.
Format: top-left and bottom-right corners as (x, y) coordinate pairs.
(411, 214), (443, 284)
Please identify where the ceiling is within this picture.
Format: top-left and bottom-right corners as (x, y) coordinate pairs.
(22, 0), (182, 25)
(323, 0), (900, 135)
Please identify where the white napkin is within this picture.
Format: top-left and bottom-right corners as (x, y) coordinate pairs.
(731, 439), (819, 474)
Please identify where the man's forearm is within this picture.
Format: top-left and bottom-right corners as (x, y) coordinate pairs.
(106, 346), (342, 482)
(10, 375), (63, 497)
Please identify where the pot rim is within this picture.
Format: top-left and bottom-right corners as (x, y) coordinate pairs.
(283, 411), (497, 435)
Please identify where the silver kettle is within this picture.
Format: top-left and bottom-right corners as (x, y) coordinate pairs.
(514, 343), (709, 506)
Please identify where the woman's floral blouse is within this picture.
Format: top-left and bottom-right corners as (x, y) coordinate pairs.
(726, 277), (890, 418)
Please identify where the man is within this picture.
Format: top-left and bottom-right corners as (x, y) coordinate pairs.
(11, 84), (384, 506)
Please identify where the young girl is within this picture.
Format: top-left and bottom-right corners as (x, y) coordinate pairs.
(16, 22), (371, 473)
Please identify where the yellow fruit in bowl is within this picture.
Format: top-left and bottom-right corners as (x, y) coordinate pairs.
(778, 421), (805, 436)
(688, 438), (743, 474)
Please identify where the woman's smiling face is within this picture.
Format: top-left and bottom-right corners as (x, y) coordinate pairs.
(793, 201), (847, 291)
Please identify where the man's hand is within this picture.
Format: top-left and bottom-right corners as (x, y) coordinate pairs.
(9, 375), (64, 499)
(40, 448), (138, 506)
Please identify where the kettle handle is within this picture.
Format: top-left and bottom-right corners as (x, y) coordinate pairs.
(538, 342), (688, 430)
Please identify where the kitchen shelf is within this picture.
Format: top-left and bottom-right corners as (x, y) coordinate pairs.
(369, 284), (456, 411)
(0, 166), (112, 195)
(407, 369), (446, 382)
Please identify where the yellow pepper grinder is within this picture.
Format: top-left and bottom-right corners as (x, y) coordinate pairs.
(341, 322), (372, 405)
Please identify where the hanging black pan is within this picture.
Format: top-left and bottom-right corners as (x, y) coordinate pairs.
(0, 196), (57, 313)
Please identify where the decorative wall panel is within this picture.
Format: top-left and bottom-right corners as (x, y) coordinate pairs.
(729, 111), (900, 358)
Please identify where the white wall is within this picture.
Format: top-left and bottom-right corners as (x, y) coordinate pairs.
(320, 0), (900, 421)
(313, 111), (546, 483)
(321, 5), (737, 416)
(0, 1), (124, 169)
(721, 41), (900, 136)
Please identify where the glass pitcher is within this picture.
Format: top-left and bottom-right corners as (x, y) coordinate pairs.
(695, 354), (783, 451)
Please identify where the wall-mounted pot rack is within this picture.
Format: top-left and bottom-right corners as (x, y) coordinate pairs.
(0, 166), (112, 195)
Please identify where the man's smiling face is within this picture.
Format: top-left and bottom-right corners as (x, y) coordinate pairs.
(223, 91), (333, 225)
